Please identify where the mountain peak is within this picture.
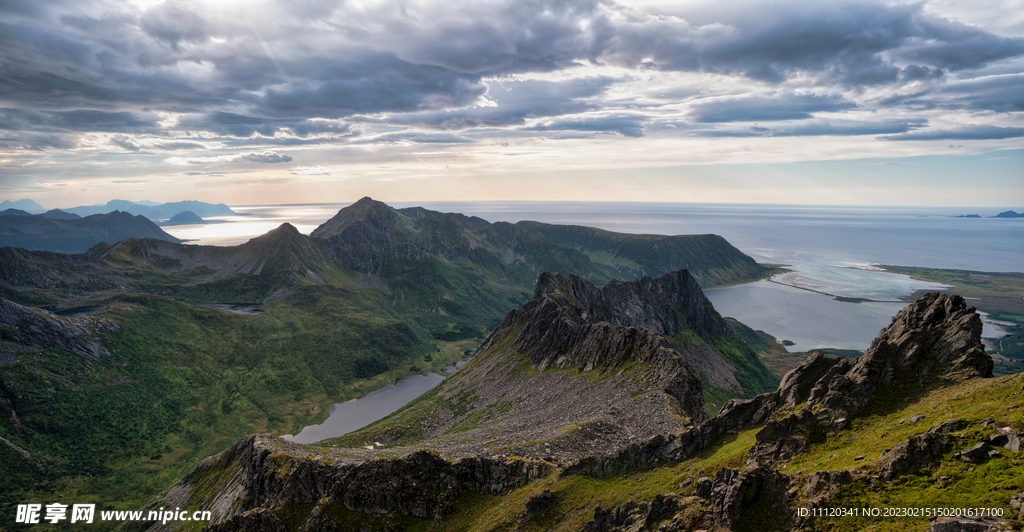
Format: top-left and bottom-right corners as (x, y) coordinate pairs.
(309, 197), (397, 239)
(247, 222), (303, 245)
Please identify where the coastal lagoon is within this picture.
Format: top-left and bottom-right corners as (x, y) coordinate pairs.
(162, 201), (1022, 349)
(705, 281), (907, 352)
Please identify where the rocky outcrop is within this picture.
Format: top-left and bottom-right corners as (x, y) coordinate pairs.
(486, 269), (735, 360)
(0, 298), (117, 360)
(585, 466), (794, 532)
(144, 434), (554, 532)
(475, 269), (762, 422)
(567, 293), (992, 477)
(744, 292), (990, 463)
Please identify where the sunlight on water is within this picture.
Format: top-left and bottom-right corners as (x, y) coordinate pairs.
(158, 201), (1020, 350)
(159, 203), (346, 246)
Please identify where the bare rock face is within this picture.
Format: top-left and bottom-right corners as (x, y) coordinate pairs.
(144, 434), (554, 532)
(477, 269), (741, 424)
(566, 292), (995, 531)
(0, 298), (117, 361)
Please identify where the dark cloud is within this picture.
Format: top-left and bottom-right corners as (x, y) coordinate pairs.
(153, 141), (206, 151)
(0, 108), (161, 133)
(0, 0), (1020, 152)
(139, 3), (212, 49)
(176, 112), (356, 138)
(380, 77), (613, 130)
(687, 93), (855, 123)
(0, 131), (80, 150)
(879, 125), (1024, 141)
(109, 136), (140, 151)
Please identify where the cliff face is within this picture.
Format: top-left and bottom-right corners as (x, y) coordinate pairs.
(144, 435), (552, 532)
(481, 269), (772, 401)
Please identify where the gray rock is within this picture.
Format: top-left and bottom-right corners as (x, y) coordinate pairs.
(0, 299), (118, 361)
(930, 517), (1011, 531)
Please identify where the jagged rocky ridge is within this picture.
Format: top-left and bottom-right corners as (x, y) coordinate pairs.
(141, 293), (1008, 532)
(334, 269), (736, 460)
(577, 293), (1001, 531)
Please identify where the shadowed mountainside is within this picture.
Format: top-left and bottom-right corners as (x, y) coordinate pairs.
(0, 210), (180, 254)
(0, 198), (772, 519)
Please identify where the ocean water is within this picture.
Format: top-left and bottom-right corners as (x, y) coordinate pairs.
(162, 201), (1022, 350)
(163, 202), (1023, 273)
(223, 201), (1021, 440)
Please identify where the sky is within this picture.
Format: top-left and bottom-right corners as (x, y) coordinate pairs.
(1, 0), (1022, 208)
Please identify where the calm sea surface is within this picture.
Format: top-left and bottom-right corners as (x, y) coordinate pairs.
(164, 202), (1022, 441)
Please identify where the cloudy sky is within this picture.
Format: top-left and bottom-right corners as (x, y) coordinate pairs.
(1, 0), (1022, 208)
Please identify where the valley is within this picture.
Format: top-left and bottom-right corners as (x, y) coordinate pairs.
(0, 198), (772, 522)
(1, 198), (1022, 531)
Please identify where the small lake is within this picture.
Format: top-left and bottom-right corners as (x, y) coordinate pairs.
(284, 362), (471, 444)
(198, 303), (263, 315)
(41, 305), (104, 318)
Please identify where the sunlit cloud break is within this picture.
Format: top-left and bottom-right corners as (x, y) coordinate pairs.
(291, 166), (332, 175)
(166, 151), (293, 165)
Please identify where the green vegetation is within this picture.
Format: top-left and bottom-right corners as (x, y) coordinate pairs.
(314, 374), (1024, 532)
(0, 198), (776, 527)
(514, 221), (770, 287)
(0, 287), (466, 517)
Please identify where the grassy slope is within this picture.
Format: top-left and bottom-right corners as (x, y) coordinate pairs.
(0, 285), (467, 515)
(515, 221), (769, 287)
(316, 372), (1024, 532)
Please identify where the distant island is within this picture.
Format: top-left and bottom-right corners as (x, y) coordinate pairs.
(157, 210), (229, 226)
(949, 210), (1023, 218)
(0, 210), (180, 253)
(0, 198), (45, 213)
(62, 199), (240, 220)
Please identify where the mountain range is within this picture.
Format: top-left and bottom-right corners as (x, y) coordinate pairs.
(61, 199), (239, 220)
(0, 197), (774, 519)
(0, 210), (181, 253)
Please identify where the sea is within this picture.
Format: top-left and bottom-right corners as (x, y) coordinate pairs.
(162, 202), (1023, 442)
(164, 201), (1023, 350)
